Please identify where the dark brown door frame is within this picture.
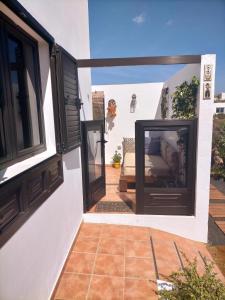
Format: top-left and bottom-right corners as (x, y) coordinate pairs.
(81, 120), (106, 212)
(135, 119), (197, 216)
(77, 55), (201, 68)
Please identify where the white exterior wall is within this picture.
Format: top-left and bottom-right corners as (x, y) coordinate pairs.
(0, 1), (216, 296)
(157, 64), (201, 119)
(86, 57), (215, 243)
(0, 1), (92, 300)
(92, 83), (164, 164)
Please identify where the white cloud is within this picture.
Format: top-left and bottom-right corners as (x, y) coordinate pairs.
(166, 19), (173, 26)
(132, 13), (145, 24)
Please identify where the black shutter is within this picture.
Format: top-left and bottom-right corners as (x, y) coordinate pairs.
(51, 44), (81, 154)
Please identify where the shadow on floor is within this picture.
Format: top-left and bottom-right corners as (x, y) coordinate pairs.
(208, 216), (225, 246)
(211, 178), (225, 195)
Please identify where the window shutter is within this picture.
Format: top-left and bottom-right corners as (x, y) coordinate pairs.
(51, 44), (81, 154)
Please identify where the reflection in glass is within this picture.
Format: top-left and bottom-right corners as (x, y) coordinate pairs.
(87, 130), (102, 182)
(144, 128), (188, 187)
(7, 35), (41, 151)
(0, 70), (6, 159)
(8, 36), (31, 150)
(24, 43), (40, 146)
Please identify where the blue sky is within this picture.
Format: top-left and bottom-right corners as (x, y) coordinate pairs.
(88, 0), (225, 93)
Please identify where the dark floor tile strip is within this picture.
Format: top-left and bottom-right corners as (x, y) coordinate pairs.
(212, 216), (225, 221)
(198, 250), (207, 266)
(208, 215), (225, 245)
(173, 241), (184, 270)
(210, 199), (225, 204)
(150, 236), (159, 280)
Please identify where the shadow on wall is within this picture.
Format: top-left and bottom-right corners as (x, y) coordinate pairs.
(155, 85), (168, 120)
(64, 148), (81, 170)
(39, 43), (50, 104)
(106, 99), (117, 132)
(106, 114), (115, 132)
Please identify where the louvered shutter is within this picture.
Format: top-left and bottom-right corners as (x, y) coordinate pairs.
(51, 44), (81, 154)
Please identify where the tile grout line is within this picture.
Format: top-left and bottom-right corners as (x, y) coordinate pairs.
(71, 250), (153, 259)
(63, 271), (157, 280)
(85, 227), (102, 300)
(173, 241), (184, 270)
(150, 236), (159, 280)
(198, 250), (207, 266)
(123, 230), (126, 300)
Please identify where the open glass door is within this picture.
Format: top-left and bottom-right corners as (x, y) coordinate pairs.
(135, 119), (197, 215)
(81, 120), (106, 211)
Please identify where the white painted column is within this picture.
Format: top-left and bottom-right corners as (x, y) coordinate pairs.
(195, 54), (215, 241)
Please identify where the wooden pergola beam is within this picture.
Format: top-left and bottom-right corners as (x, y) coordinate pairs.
(77, 55), (201, 68)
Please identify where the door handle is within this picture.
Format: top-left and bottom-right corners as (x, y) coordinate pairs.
(97, 140), (108, 144)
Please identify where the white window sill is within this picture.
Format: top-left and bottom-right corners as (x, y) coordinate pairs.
(0, 147), (57, 185)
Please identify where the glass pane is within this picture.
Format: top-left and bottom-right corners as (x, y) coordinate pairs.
(144, 127), (188, 187)
(24, 43), (40, 146)
(0, 78), (6, 159)
(87, 129), (102, 183)
(7, 35), (41, 151)
(8, 36), (32, 150)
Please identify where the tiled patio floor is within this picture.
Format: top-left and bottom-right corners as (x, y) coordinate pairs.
(88, 166), (136, 213)
(210, 182), (225, 235)
(52, 223), (224, 300)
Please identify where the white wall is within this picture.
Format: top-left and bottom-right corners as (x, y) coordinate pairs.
(87, 56), (215, 244)
(195, 54), (215, 241)
(92, 82), (164, 164)
(0, 1), (91, 300)
(0, 3), (56, 183)
(155, 64), (201, 119)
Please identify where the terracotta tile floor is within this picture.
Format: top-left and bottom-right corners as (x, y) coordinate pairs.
(210, 182), (225, 235)
(88, 166), (136, 213)
(52, 223), (224, 300)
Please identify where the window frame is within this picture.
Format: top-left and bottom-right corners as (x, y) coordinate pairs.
(216, 107), (224, 113)
(0, 12), (46, 170)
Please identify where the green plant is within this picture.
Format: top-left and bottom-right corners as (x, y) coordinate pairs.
(158, 256), (225, 300)
(112, 151), (122, 163)
(215, 124), (225, 158)
(211, 166), (225, 181)
(172, 76), (200, 120)
(211, 123), (225, 180)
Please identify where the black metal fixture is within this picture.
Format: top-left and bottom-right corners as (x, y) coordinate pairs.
(130, 94), (137, 113)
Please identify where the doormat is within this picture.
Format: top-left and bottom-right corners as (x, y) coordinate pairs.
(95, 201), (133, 213)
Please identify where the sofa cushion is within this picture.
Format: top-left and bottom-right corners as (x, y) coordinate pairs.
(145, 155), (170, 176)
(123, 153), (170, 177)
(124, 153), (135, 167)
(123, 138), (135, 154)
